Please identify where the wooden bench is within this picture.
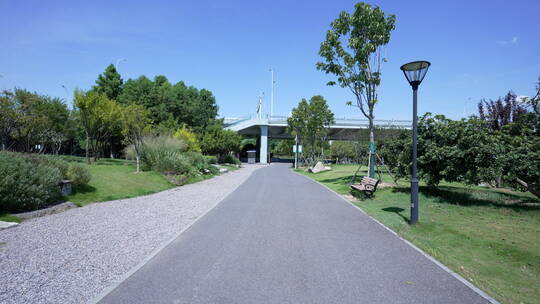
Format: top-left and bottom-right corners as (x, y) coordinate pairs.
(351, 176), (380, 196)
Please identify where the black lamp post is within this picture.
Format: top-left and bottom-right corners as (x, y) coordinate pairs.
(400, 60), (431, 225)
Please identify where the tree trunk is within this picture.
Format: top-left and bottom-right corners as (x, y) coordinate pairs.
(110, 137), (115, 159)
(368, 116), (376, 178)
(136, 154), (140, 173)
(85, 132), (90, 164)
(516, 178), (540, 199)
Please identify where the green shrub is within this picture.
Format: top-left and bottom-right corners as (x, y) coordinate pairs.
(218, 154), (240, 165)
(183, 151), (207, 171)
(0, 152), (63, 212)
(185, 152), (219, 175)
(204, 155), (218, 164)
(142, 149), (194, 175)
(15, 153), (70, 179)
(173, 126), (201, 152)
(66, 163), (91, 185)
(42, 157), (69, 178)
(205, 164), (219, 175)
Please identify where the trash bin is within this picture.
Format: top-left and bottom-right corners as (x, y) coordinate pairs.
(247, 150), (256, 164)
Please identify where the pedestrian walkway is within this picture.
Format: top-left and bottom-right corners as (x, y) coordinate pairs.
(98, 163), (490, 304)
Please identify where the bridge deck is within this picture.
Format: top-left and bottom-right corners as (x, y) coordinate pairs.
(224, 115), (411, 140)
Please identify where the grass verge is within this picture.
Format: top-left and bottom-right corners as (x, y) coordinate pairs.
(297, 164), (540, 304)
(68, 159), (174, 206)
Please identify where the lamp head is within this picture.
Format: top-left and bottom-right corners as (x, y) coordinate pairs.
(400, 61), (431, 89)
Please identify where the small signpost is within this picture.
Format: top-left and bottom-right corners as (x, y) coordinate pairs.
(293, 140), (302, 169)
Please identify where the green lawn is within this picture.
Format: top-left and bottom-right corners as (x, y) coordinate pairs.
(297, 164), (540, 304)
(68, 158), (174, 206)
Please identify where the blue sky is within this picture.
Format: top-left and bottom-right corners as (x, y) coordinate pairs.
(1, 0), (539, 120)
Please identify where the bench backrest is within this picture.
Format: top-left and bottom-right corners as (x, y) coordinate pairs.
(361, 176), (379, 186)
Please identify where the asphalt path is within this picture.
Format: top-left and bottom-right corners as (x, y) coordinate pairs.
(98, 163), (490, 304)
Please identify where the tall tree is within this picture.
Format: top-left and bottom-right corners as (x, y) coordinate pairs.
(520, 76), (540, 117)
(477, 91), (528, 131)
(1, 89), (70, 153)
(0, 90), (17, 150)
(121, 104), (151, 173)
(93, 64), (124, 100)
(74, 90), (121, 163)
(119, 76), (219, 130)
(287, 96), (335, 165)
(317, 2), (395, 177)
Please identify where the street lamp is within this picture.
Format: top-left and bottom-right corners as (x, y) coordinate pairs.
(115, 58), (127, 71)
(400, 60), (431, 225)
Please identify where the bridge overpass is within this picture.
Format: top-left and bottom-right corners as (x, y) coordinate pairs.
(224, 115), (412, 164)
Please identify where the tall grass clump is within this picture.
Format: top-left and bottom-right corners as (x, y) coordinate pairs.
(125, 135), (218, 184)
(138, 136), (187, 172)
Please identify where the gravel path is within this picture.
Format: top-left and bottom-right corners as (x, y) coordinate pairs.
(0, 164), (262, 304)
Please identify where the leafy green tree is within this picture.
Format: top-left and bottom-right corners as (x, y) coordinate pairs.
(498, 113), (540, 198)
(119, 75), (154, 106)
(200, 123), (241, 157)
(93, 64), (126, 156)
(522, 77), (540, 116)
(191, 88), (219, 130)
(12, 90), (50, 152)
(477, 91), (528, 131)
(271, 139), (295, 157)
(287, 98), (309, 144)
(287, 96), (335, 165)
(380, 114), (505, 186)
(501, 134), (540, 198)
(377, 105), (540, 199)
(74, 90), (121, 163)
(0, 90), (18, 150)
(38, 96), (71, 154)
(317, 2), (395, 177)
(93, 64), (124, 100)
(1, 89), (71, 153)
(119, 76), (218, 130)
(121, 104), (151, 172)
(329, 141), (364, 163)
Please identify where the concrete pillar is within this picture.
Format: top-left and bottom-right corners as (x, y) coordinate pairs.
(260, 125), (268, 164)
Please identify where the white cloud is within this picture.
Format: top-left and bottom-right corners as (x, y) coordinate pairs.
(496, 36), (518, 45)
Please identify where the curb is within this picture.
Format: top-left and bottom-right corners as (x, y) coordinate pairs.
(0, 220), (19, 230)
(89, 165), (263, 304)
(293, 169), (501, 304)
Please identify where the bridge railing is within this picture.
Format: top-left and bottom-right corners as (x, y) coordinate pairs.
(267, 115), (411, 128)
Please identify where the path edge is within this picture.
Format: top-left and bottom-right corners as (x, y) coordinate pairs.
(89, 165), (262, 304)
(293, 169), (501, 304)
